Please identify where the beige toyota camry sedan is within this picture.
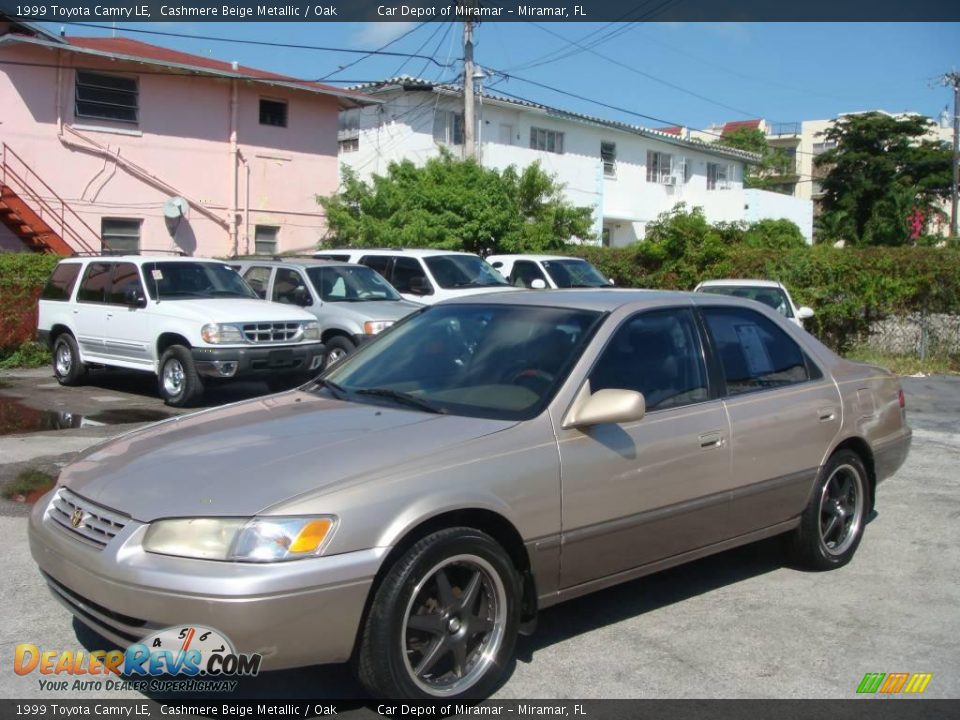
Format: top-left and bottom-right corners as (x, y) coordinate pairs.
(29, 290), (911, 699)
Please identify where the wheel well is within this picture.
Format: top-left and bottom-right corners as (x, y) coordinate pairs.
(832, 437), (877, 512)
(351, 509), (537, 661)
(49, 324), (72, 348)
(321, 328), (353, 345)
(157, 333), (191, 357)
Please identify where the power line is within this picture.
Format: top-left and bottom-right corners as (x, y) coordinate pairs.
(391, 22), (443, 78)
(54, 21), (455, 67)
(320, 22), (426, 81)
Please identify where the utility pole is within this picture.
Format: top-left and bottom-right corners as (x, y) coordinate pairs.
(463, 20), (475, 159)
(946, 72), (960, 238)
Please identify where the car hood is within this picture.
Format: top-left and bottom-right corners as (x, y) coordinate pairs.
(437, 286), (520, 298)
(151, 298), (316, 323)
(319, 299), (422, 323)
(58, 392), (514, 521)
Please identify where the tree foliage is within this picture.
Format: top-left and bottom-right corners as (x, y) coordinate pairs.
(715, 127), (794, 192)
(318, 151), (595, 254)
(814, 112), (951, 246)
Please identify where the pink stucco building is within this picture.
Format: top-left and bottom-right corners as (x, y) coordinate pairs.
(0, 18), (374, 256)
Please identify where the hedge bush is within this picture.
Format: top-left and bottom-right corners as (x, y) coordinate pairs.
(569, 210), (960, 352)
(0, 253), (59, 354)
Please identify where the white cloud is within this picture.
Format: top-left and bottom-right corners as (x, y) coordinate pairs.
(351, 22), (418, 47)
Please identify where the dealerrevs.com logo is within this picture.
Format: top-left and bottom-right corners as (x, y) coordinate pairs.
(856, 673), (933, 695)
(15, 625), (261, 693)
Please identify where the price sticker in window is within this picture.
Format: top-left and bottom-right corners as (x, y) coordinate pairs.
(151, 269), (164, 281)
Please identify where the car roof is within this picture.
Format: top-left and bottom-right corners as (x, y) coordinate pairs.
(697, 279), (783, 289)
(317, 248), (479, 258)
(233, 258), (354, 268)
(487, 254), (588, 262)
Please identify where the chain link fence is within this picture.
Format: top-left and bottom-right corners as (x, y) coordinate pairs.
(863, 312), (960, 359)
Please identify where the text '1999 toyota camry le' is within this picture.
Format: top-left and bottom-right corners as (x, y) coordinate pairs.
(29, 289), (911, 699)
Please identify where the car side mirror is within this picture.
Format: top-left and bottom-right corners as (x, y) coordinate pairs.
(797, 306), (814, 320)
(563, 387), (646, 429)
(530, 278), (547, 290)
(293, 286), (312, 306)
(125, 286), (147, 308)
(608, 277), (616, 286)
(409, 276), (432, 296)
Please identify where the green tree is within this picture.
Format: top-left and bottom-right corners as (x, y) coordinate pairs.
(814, 112), (951, 246)
(715, 127), (794, 192)
(318, 151), (595, 254)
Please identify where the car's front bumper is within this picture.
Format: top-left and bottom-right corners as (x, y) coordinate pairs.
(191, 342), (325, 379)
(28, 490), (384, 670)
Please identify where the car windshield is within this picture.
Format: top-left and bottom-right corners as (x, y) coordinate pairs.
(699, 285), (794, 318)
(423, 255), (509, 289)
(319, 304), (604, 420)
(307, 265), (401, 302)
(143, 262), (257, 300)
(542, 259), (609, 288)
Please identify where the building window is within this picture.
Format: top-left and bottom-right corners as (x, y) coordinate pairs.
(707, 162), (733, 190)
(530, 127), (564, 154)
(338, 138), (359, 153)
(254, 225), (279, 255)
(433, 110), (464, 145)
(75, 71), (138, 124)
(101, 218), (141, 253)
(646, 151), (673, 183)
(601, 142), (617, 178)
(812, 140), (836, 155)
(259, 99), (288, 127)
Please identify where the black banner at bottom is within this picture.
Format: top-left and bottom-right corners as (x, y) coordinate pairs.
(1, 699), (958, 720)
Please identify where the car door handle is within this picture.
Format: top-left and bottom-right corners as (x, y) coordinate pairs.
(818, 407), (836, 422)
(699, 431), (724, 449)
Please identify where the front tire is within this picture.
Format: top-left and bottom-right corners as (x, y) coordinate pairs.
(158, 345), (203, 407)
(52, 333), (87, 386)
(356, 527), (521, 700)
(324, 336), (356, 369)
(789, 449), (870, 571)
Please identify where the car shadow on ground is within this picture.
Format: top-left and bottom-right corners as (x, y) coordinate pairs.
(69, 534), (804, 704)
(71, 368), (278, 407)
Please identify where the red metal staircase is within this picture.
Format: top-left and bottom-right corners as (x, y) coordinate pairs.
(1, 142), (102, 255)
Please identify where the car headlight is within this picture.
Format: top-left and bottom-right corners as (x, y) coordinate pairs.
(201, 323), (244, 344)
(363, 320), (394, 335)
(302, 321), (321, 340)
(142, 516), (336, 562)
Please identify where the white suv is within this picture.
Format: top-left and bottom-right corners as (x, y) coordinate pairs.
(314, 248), (519, 304)
(37, 256), (325, 406)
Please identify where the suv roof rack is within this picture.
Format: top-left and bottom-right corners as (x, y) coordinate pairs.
(69, 249), (187, 257)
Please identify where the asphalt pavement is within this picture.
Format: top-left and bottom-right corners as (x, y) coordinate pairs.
(0, 368), (957, 703)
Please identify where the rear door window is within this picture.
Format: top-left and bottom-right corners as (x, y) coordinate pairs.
(701, 306), (809, 395)
(41, 263), (82, 301)
(76, 262), (112, 304)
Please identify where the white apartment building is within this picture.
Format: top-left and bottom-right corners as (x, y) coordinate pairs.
(338, 78), (814, 246)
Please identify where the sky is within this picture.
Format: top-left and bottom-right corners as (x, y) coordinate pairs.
(39, 21), (960, 132)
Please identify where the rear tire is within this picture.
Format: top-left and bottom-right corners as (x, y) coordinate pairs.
(789, 449), (870, 571)
(53, 333), (87, 386)
(356, 527), (521, 700)
(158, 345), (203, 407)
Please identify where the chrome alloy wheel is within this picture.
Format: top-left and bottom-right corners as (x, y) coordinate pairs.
(325, 347), (347, 367)
(401, 554), (508, 697)
(818, 463), (865, 556)
(55, 342), (73, 377)
(162, 357), (185, 397)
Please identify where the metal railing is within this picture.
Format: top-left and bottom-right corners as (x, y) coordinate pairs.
(1, 142), (102, 254)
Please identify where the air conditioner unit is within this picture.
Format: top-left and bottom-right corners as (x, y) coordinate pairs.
(662, 175), (677, 186)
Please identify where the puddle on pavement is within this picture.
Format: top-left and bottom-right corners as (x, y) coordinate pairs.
(0, 395), (172, 435)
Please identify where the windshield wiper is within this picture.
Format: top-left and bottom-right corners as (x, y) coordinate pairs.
(354, 388), (445, 414)
(314, 378), (347, 398)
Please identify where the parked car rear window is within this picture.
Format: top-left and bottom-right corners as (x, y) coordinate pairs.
(700, 285), (794, 318)
(41, 263), (82, 301)
(142, 262), (257, 300)
(323, 304), (603, 421)
(76, 262), (112, 304)
(424, 255), (509, 289)
(702, 306), (808, 395)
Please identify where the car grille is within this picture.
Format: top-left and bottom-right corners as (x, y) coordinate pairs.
(49, 488), (129, 549)
(241, 322), (303, 344)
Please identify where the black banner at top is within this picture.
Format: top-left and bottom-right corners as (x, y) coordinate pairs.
(3, 0), (960, 22)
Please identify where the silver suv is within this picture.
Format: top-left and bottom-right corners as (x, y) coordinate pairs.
(37, 255), (324, 406)
(233, 258), (422, 368)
